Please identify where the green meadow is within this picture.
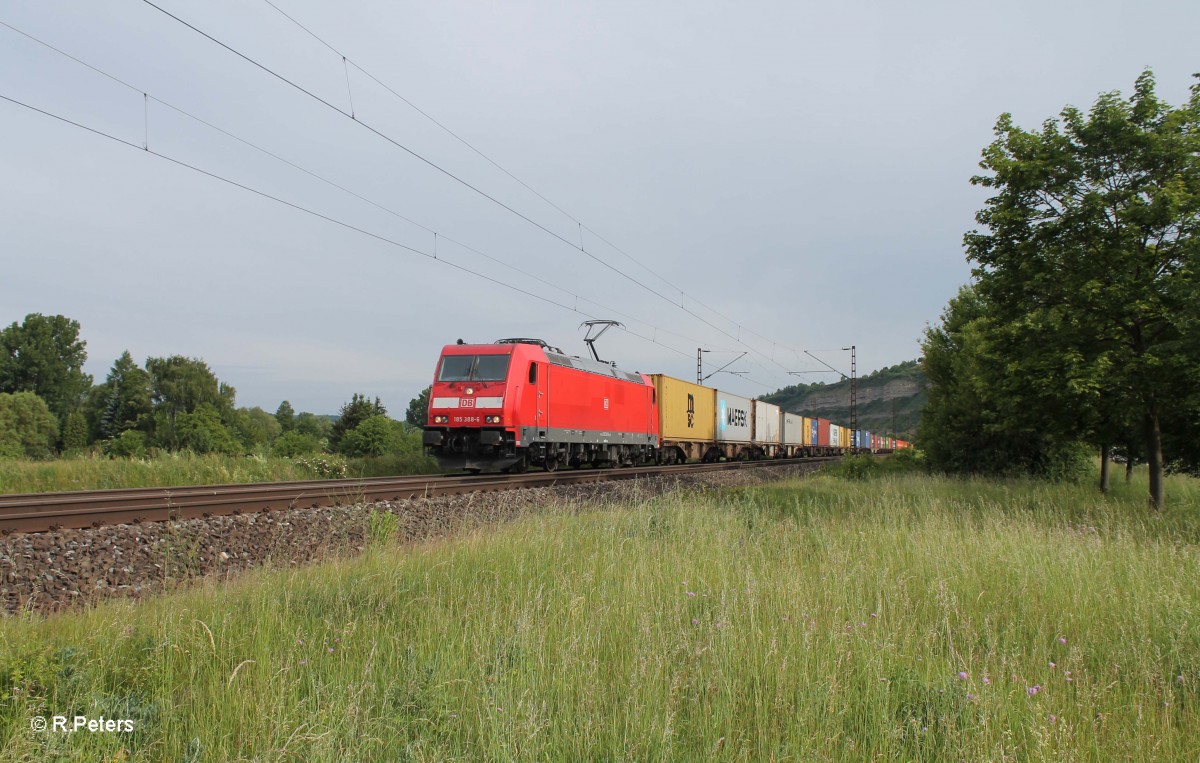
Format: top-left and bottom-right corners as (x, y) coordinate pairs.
(2, 467), (1198, 761)
(0, 451), (440, 494)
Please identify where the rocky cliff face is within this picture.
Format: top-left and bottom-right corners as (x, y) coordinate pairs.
(801, 379), (924, 411)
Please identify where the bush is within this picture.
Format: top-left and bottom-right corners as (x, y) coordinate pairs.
(829, 450), (926, 481)
(350, 452), (442, 477)
(0, 392), (59, 458)
(296, 454), (349, 479)
(176, 404), (242, 455)
(271, 431), (322, 458)
(104, 430), (148, 458)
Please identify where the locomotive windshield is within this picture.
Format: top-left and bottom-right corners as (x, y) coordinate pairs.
(437, 354), (511, 382)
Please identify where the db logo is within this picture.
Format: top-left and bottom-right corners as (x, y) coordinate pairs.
(460, 398), (475, 408)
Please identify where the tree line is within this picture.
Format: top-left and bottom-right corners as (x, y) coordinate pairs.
(919, 71), (1199, 507)
(0, 313), (433, 462)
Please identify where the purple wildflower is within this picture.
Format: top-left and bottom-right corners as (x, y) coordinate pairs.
(691, 618), (699, 626)
(1059, 637), (1067, 645)
(1049, 662), (1056, 669)
(1177, 675), (1185, 684)
(686, 591), (696, 597)
(966, 693), (976, 702)
(328, 647), (334, 654)
(958, 671), (969, 681)
(1048, 714), (1057, 724)
(982, 676), (991, 685)
(1027, 685), (1041, 696)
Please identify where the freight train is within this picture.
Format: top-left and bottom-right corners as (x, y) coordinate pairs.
(422, 338), (910, 472)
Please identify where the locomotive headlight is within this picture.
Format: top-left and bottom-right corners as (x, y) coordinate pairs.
(485, 415), (502, 424)
(433, 415), (448, 424)
(465, 387), (475, 395)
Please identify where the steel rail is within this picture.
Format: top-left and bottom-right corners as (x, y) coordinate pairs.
(0, 458), (838, 535)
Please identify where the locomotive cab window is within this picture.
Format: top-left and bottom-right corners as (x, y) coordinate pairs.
(438, 355), (473, 382)
(473, 355), (510, 381)
(528, 362), (538, 384)
(437, 354), (511, 382)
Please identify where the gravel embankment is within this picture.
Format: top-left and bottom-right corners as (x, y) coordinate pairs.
(0, 463), (824, 615)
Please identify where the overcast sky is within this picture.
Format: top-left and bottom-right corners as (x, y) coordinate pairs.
(3, 0), (1197, 414)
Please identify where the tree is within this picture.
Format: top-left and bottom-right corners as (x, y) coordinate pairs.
(0, 392), (59, 458)
(339, 415), (405, 456)
(145, 356), (234, 450)
(918, 286), (1090, 478)
(229, 406), (282, 450)
(89, 351), (153, 440)
(964, 70), (1200, 507)
(293, 411), (330, 440)
(329, 394), (386, 450)
(0, 314), (92, 421)
(175, 404), (242, 455)
(61, 410), (89, 451)
(275, 400), (296, 432)
(405, 386), (431, 428)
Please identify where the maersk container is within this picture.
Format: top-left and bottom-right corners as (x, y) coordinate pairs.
(716, 390), (752, 443)
(753, 400), (781, 444)
(783, 413), (804, 446)
(817, 418), (831, 447)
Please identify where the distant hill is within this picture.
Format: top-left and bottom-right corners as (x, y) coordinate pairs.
(760, 360), (927, 438)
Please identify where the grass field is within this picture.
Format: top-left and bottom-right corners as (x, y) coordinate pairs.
(1, 468), (1198, 761)
(0, 451), (441, 494)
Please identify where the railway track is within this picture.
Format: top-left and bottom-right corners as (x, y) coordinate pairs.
(0, 458), (839, 535)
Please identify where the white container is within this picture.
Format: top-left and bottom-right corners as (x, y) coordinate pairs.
(716, 390), (752, 443)
(783, 413), (805, 446)
(754, 400), (781, 444)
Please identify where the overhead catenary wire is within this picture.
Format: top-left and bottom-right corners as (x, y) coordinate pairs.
(0, 92), (706, 364)
(137, 0), (809, 384)
(256, 0), (819, 366)
(0, 20), (737, 362)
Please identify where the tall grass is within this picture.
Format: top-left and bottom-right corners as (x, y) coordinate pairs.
(0, 450), (441, 494)
(0, 452), (315, 494)
(1, 470), (1198, 760)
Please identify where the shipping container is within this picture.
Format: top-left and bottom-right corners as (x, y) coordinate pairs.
(716, 391), (753, 443)
(783, 413), (804, 446)
(753, 400), (781, 445)
(650, 374), (715, 442)
(830, 424), (840, 448)
(817, 418), (831, 448)
(809, 418), (818, 446)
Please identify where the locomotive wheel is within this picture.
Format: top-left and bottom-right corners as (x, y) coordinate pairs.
(543, 455), (558, 473)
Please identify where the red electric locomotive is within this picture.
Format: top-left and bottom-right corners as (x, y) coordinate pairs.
(422, 338), (660, 472)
